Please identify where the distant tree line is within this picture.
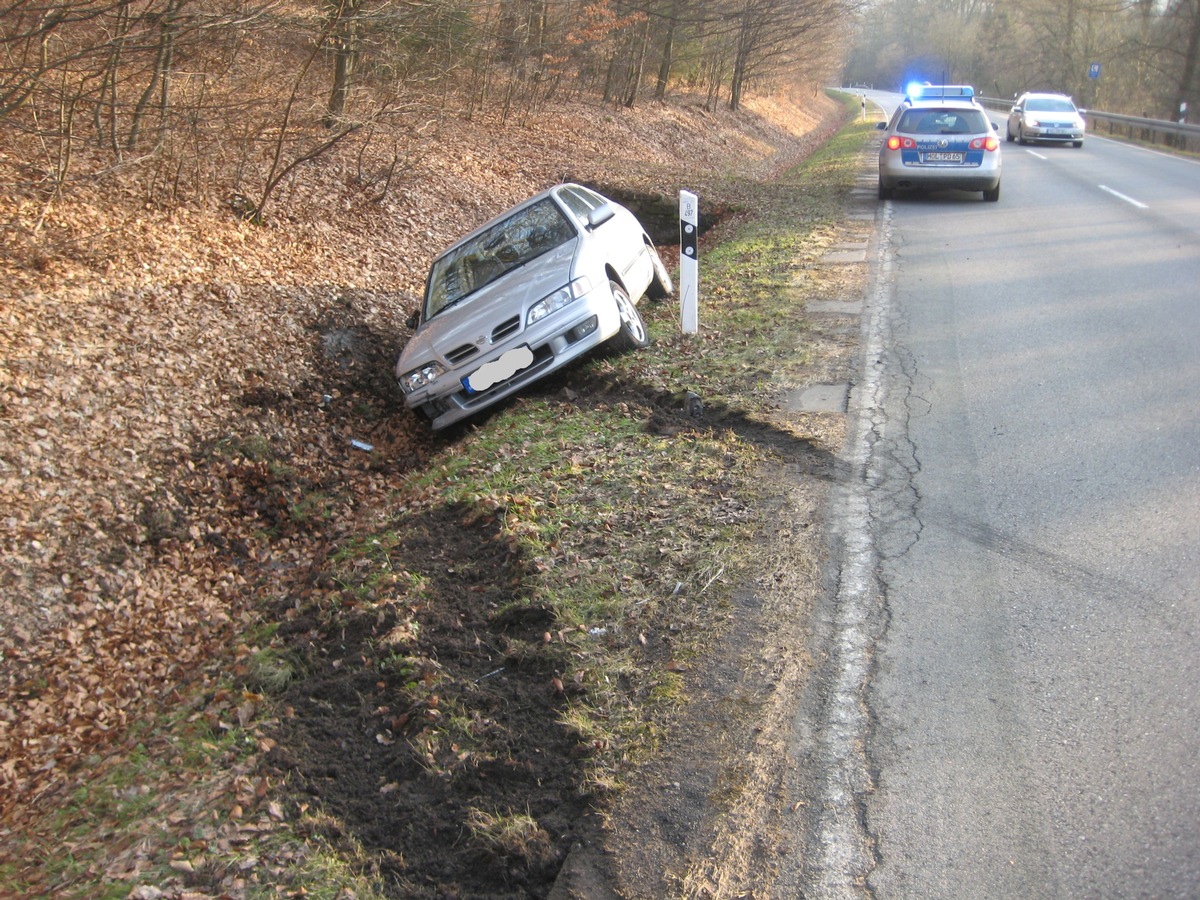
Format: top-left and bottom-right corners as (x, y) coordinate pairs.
(842, 0), (1200, 121)
(0, 0), (856, 216)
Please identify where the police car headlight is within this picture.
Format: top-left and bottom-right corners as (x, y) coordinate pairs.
(399, 361), (445, 394)
(528, 277), (590, 326)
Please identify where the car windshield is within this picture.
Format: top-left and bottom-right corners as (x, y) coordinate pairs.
(1026, 98), (1076, 112)
(425, 197), (577, 317)
(897, 107), (989, 135)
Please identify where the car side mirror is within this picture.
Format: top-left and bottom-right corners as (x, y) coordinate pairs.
(876, 121), (886, 130)
(405, 309), (420, 330)
(587, 203), (616, 229)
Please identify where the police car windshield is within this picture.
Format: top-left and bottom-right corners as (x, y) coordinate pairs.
(897, 107), (989, 136)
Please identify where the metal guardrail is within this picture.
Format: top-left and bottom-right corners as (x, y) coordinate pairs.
(978, 95), (1200, 151)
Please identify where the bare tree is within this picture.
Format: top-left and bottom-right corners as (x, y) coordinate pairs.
(1162, 0), (1200, 122)
(842, 0), (1195, 118)
(722, 0), (854, 110)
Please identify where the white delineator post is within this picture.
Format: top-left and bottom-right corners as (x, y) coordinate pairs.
(679, 190), (699, 334)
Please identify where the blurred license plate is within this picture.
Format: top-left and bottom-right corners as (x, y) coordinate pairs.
(464, 345), (534, 394)
(923, 152), (963, 163)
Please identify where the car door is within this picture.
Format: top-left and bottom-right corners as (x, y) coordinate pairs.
(1007, 96), (1026, 138)
(559, 186), (651, 295)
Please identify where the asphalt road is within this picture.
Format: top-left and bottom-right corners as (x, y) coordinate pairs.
(789, 94), (1200, 898)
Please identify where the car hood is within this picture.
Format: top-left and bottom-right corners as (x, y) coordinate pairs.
(397, 241), (579, 373)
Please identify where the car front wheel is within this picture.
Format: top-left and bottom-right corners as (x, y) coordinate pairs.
(610, 281), (649, 351)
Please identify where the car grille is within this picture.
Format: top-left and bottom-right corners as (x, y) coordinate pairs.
(445, 343), (479, 365)
(491, 315), (520, 342)
(442, 315), (523, 366)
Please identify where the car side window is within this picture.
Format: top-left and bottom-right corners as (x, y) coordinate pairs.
(558, 187), (604, 227)
(573, 186), (607, 207)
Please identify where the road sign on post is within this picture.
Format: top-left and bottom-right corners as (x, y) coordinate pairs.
(680, 190), (698, 334)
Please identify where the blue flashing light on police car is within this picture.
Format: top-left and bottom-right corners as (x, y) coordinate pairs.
(905, 83), (974, 103)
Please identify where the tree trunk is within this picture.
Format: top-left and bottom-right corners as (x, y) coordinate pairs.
(1172, 0), (1200, 125)
(729, 19), (751, 111)
(127, 0), (180, 150)
(625, 17), (649, 108)
(325, 34), (357, 125)
(324, 0), (360, 126)
(655, 0), (683, 100)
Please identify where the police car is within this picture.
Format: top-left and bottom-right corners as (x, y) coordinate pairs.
(877, 84), (1002, 202)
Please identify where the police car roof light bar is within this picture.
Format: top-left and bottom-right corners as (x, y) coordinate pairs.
(906, 83), (975, 101)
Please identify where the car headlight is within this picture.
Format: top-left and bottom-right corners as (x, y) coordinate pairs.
(398, 361), (445, 394)
(527, 277), (591, 326)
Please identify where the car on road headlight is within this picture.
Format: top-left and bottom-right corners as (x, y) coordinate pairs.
(395, 183), (673, 430)
(877, 84), (1003, 202)
(1007, 92), (1086, 147)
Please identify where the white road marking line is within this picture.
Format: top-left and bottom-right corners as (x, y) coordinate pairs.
(1099, 185), (1149, 208)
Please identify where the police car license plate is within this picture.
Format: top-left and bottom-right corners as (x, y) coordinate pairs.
(463, 345), (534, 394)
(923, 152), (963, 163)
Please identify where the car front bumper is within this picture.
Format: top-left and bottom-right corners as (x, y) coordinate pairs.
(878, 159), (1001, 193)
(1024, 126), (1084, 143)
(402, 285), (624, 430)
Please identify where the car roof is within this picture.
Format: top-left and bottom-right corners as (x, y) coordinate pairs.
(1019, 91), (1075, 100)
(901, 84), (984, 111)
(906, 83), (974, 99)
(905, 98), (980, 109)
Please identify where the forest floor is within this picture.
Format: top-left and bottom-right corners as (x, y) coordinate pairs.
(1, 86), (867, 898)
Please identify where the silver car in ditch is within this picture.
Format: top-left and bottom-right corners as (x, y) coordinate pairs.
(395, 183), (672, 430)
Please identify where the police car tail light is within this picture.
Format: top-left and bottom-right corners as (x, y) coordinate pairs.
(970, 136), (1000, 152)
(887, 136), (915, 151)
